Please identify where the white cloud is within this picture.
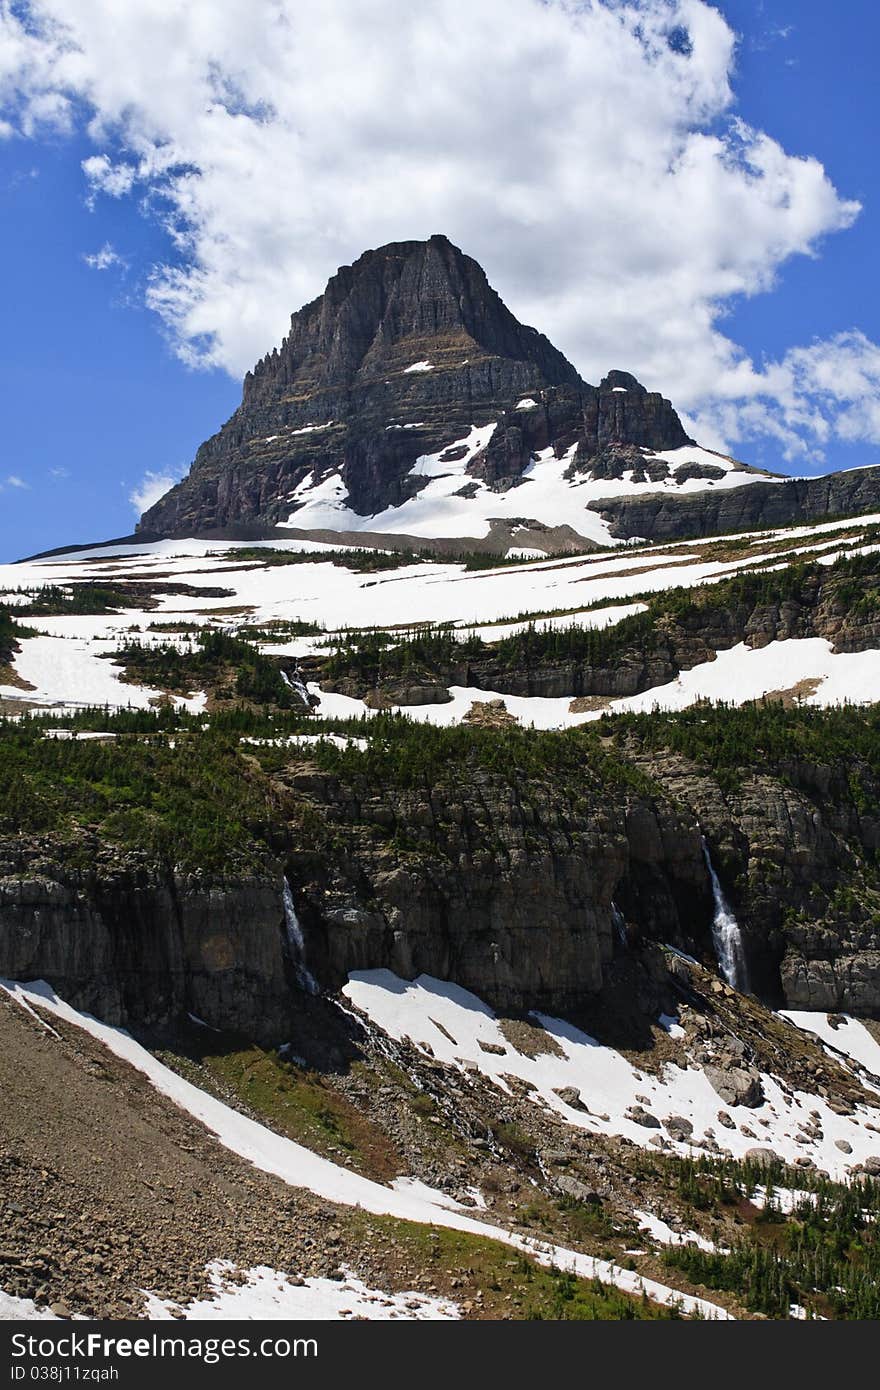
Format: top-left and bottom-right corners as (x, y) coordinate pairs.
(83, 240), (126, 271)
(6, 474), (29, 489)
(129, 468), (183, 515)
(0, 0), (875, 468)
(687, 330), (880, 463)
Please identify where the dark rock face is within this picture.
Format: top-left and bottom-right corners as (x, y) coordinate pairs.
(2, 737), (878, 1037)
(592, 466), (880, 540)
(281, 748), (880, 1019)
(138, 235), (690, 535)
(631, 753), (880, 1015)
(0, 845), (292, 1044)
(282, 764), (709, 1015)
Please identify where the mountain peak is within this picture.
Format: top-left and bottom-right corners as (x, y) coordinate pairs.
(138, 237), (693, 539)
(242, 235), (585, 405)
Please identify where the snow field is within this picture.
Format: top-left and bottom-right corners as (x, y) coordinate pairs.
(342, 971), (880, 1184)
(282, 438), (776, 546)
(0, 633), (207, 714)
(2, 516), (879, 718)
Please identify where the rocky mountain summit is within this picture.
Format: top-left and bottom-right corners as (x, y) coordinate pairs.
(135, 234), (880, 548)
(138, 235), (702, 539)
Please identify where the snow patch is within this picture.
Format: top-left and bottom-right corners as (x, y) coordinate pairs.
(780, 1012), (880, 1092)
(145, 1261), (459, 1321)
(633, 1210), (718, 1253)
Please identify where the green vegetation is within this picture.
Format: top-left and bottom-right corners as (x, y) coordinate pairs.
(213, 546), (424, 572)
(0, 718), (283, 870)
(609, 699), (880, 785)
(322, 626), (481, 684)
(661, 1154), (880, 1319)
(1, 698), (878, 869)
(320, 548), (880, 690)
(112, 629), (303, 706)
(358, 1218), (682, 1319)
(235, 618), (323, 641)
(266, 711), (659, 796)
(4, 584), (146, 616)
(162, 1036), (402, 1183)
(319, 612), (659, 684)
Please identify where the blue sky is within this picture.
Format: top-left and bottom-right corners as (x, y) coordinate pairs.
(0, 0), (878, 561)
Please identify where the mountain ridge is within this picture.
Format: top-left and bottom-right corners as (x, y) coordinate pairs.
(138, 235), (701, 541)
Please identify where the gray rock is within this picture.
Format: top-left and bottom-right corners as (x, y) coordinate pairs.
(138, 237), (690, 537)
(593, 465), (880, 545)
(743, 1147), (778, 1167)
(556, 1176), (600, 1205)
(664, 1116), (693, 1141)
(704, 1065), (764, 1109)
(626, 1105), (661, 1129)
(553, 1086), (588, 1112)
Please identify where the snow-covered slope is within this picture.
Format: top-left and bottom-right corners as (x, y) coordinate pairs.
(284, 438), (777, 545)
(3, 515), (879, 718)
(343, 971), (880, 1184)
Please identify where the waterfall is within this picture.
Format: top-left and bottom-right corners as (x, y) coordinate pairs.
(280, 668), (312, 708)
(701, 838), (749, 992)
(611, 901), (627, 948)
(282, 877), (319, 995)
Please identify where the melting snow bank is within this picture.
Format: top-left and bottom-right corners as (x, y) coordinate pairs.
(633, 1211), (719, 1254)
(0, 634), (207, 714)
(144, 1262), (459, 1321)
(342, 971), (880, 1182)
(605, 639), (880, 715)
(0, 980), (730, 1320)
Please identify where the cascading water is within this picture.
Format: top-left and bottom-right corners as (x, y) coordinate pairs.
(701, 838), (749, 993)
(282, 877), (319, 995)
(280, 668), (312, 708)
(611, 901), (627, 948)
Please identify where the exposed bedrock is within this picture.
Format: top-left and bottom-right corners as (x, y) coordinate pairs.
(592, 465), (880, 541)
(138, 237), (691, 535)
(0, 843), (292, 1044)
(629, 752), (880, 1014)
(284, 766), (709, 1014)
(282, 753), (880, 1019)
(2, 746), (878, 1039)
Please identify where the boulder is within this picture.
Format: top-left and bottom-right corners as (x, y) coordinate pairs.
(704, 1064), (764, 1109)
(556, 1176), (601, 1205)
(664, 1116), (693, 1141)
(743, 1147), (777, 1167)
(626, 1105), (661, 1129)
(553, 1086), (588, 1112)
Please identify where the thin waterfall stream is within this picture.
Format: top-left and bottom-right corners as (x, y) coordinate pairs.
(282, 877), (319, 995)
(701, 838), (750, 993)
